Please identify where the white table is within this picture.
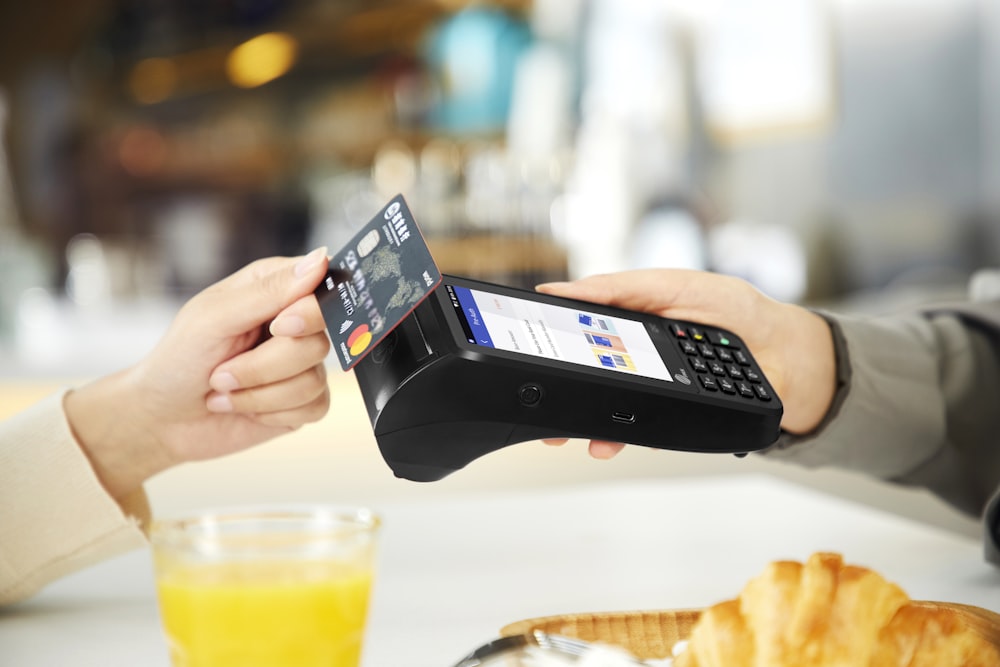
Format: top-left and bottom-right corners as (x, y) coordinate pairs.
(1, 475), (997, 666)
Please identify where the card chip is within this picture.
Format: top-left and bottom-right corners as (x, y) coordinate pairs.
(357, 229), (381, 258)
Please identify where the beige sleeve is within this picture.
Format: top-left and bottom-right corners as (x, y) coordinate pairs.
(0, 391), (150, 606)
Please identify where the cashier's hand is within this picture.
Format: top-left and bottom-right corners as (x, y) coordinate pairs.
(64, 248), (332, 502)
(536, 269), (837, 459)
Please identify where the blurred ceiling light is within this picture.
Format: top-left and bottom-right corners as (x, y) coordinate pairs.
(226, 32), (299, 89)
(129, 57), (179, 104)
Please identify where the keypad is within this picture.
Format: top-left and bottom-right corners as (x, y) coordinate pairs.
(671, 323), (771, 402)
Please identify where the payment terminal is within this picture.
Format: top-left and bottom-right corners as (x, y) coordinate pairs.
(352, 275), (783, 481)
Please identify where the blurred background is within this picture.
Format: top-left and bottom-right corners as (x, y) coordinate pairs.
(0, 0), (998, 530)
(3, 0), (1000, 374)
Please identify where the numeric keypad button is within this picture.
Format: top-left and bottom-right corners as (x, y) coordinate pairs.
(708, 331), (739, 348)
(699, 375), (719, 391)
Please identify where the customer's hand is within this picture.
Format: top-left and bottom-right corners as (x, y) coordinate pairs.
(64, 248), (333, 501)
(536, 269), (836, 459)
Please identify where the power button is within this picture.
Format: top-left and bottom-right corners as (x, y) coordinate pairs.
(518, 383), (543, 407)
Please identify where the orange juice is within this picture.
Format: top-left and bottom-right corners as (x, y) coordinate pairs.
(155, 560), (374, 667)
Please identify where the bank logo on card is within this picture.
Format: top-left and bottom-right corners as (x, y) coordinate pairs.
(315, 194), (442, 370)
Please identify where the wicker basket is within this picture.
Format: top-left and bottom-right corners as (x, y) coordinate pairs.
(500, 609), (702, 661)
(500, 602), (1000, 663)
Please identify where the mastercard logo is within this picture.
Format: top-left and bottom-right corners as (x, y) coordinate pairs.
(347, 324), (372, 357)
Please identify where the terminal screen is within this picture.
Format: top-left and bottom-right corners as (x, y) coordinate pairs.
(447, 284), (673, 382)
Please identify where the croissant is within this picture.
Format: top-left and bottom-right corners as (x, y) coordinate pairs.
(674, 552), (1000, 667)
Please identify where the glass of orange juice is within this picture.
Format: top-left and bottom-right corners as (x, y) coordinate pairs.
(150, 505), (380, 667)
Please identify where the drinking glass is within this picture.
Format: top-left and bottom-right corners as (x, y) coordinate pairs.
(150, 505), (380, 667)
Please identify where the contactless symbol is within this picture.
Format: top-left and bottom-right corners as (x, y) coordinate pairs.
(347, 324), (372, 356)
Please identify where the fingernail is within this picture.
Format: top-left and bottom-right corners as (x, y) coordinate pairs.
(295, 246), (328, 278)
(535, 282), (566, 291)
(209, 371), (240, 393)
(270, 314), (306, 337)
(206, 393), (233, 413)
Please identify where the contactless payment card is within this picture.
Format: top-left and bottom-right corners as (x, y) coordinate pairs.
(316, 194), (442, 370)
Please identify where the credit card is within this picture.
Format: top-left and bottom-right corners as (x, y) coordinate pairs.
(315, 194), (442, 370)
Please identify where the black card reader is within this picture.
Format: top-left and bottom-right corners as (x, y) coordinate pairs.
(352, 275), (783, 481)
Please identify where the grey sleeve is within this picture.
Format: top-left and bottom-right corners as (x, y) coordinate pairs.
(763, 306), (1000, 520)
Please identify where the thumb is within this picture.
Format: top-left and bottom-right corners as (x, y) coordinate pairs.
(537, 269), (699, 314)
(540, 269), (775, 336)
(193, 247), (329, 337)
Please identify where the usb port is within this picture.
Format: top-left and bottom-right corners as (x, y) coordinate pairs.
(611, 411), (636, 424)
